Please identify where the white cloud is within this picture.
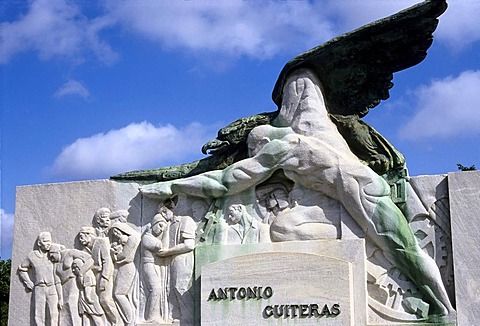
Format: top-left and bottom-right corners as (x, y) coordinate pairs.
(1, 209), (14, 259)
(46, 121), (218, 180)
(54, 80), (90, 99)
(399, 70), (480, 140)
(102, 0), (336, 60)
(320, 0), (420, 33)
(322, 0), (480, 50)
(436, 1), (480, 50)
(101, 0), (480, 62)
(0, 0), (117, 64)
(2, 0), (479, 64)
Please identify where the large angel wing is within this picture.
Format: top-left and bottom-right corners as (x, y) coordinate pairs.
(271, 0), (447, 117)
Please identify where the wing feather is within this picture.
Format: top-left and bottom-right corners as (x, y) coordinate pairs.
(272, 0), (447, 117)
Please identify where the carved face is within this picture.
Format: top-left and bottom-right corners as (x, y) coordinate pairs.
(247, 137), (269, 157)
(247, 126), (273, 157)
(78, 232), (93, 247)
(37, 233), (52, 252)
(49, 250), (61, 263)
(160, 208), (174, 222)
(227, 206), (242, 225)
(112, 228), (129, 244)
(112, 228), (122, 238)
(152, 220), (167, 236)
(96, 211), (111, 228)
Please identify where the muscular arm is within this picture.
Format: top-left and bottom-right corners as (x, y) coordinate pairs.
(141, 138), (290, 199)
(54, 271), (63, 309)
(158, 238), (195, 257)
(18, 257), (34, 291)
(221, 138), (290, 193)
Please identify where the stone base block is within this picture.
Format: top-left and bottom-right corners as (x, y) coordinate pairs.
(195, 239), (367, 325)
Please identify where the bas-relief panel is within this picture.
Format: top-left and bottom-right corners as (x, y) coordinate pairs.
(363, 175), (455, 324)
(15, 202), (198, 326)
(13, 173), (455, 326)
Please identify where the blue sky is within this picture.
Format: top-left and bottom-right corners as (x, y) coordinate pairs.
(1, 0), (480, 259)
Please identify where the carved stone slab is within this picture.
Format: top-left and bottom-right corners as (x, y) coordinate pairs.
(9, 180), (141, 326)
(196, 239), (367, 325)
(9, 172), (480, 325)
(449, 171), (480, 326)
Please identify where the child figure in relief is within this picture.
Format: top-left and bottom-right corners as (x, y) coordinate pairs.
(72, 258), (104, 326)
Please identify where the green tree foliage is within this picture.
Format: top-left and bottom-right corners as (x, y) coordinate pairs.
(0, 259), (11, 326)
(457, 163), (477, 171)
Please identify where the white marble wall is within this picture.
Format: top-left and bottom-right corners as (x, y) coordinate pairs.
(8, 171), (480, 325)
(449, 171), (480, 326)
(9, 180), (140, 326)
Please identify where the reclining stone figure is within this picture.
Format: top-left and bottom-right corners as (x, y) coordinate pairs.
(141, 69), (454, 316)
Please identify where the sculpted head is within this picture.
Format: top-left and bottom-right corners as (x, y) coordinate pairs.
(111, 226), (128, 244)
(247, 125), (272, 156)
(158, 205), (174, 222)
(151, 213), (168, 237)
(95, 207), (111, 228)
(111, 228), (125, 242)
(48, 243), (66, 262)
(37, 231), (52, 252)
(227, 204), (244, 225)
(78, 227), (95, 248)
(110, 210), (128, 224)
(110, 222), (136, 245)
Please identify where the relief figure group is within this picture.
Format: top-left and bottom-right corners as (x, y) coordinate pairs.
(18, 205), (197, 326)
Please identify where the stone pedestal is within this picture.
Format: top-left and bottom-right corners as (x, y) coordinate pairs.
(196, 240), (366, 326)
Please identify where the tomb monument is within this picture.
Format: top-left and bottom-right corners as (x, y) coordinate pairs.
(9, 1), (480, 325)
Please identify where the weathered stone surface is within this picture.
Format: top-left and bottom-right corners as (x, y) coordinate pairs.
(9, 172), (480, 325)
(9, 180), (204, 326)
(449, 171), (480, 326)
(140, 69), (455, 320)
(365, 174), (456, 325)
(196, 240), (366, 326)
(9, 180), (140, 326)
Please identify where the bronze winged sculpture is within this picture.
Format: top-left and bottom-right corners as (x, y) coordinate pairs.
(114, 0), (456, 319)
(111, 0), (446, 184)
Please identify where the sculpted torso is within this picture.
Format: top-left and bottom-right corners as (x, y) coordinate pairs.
(140, 68), (454, 315)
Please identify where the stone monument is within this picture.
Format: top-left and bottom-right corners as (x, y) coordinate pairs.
(9, 0), (480, 325)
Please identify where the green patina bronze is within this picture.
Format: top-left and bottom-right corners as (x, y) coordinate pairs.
(111, 111), (277, 182)
(111, 0), (446, 191)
